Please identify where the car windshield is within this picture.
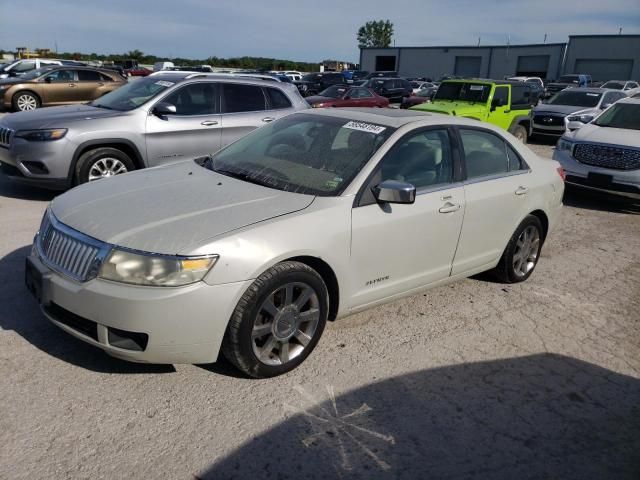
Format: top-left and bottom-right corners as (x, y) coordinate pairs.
(204, 113), (395, 196)
(318, 85), (348, 98)
(547, 90), (601, 107)
(301, 74), (321, 82)
(601, 81), (625, 90)
(90, 76), (173, 111)
(558, 75), (580, 83)
(20, 67), (54, 80)
(434, 82), (491, 102)
(593, 103), (640, 130)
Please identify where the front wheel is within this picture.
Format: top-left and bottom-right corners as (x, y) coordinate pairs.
(75, 147), (135, 184)
(222, 261), (328, 378)
(493, 215), (543, 283)
(511, 125), (528, 144)
(12, 91), (40, 111)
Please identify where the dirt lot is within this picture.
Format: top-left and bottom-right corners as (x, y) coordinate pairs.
(0, 139), (639, 480)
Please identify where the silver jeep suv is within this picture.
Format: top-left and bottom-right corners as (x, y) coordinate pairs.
(0, 72), (308, 188)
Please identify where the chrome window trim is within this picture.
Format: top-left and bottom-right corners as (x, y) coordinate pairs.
(462, 169), (531, 186)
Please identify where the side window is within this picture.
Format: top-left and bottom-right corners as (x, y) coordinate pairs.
(222, 84), (266, 113)
(493, 86), (509, 107)
(507, 144), (529, 171)
(265, 87), (292, 110)
(12, 61), (36, 72)
(99, 73), (113, 82)
(162, 83), (218, 115)
(46, 70), (76, 82)
(375, 129), (453, 190)
(460, 129), (509, 179)
(510, 85), (529, 109)
(352, 88), (372, 98)
(77, 70), (101, 82)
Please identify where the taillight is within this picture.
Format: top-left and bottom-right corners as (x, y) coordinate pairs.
(556, 166), (566, 181)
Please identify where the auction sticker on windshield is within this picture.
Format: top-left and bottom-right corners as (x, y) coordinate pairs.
(344, 121), (386, 134)
(470, 85), (486, 91)
(155, 81), (175, 88)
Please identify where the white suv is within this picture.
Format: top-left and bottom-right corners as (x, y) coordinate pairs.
(0, 59), (62, 79)
(553, 97), (640, 199)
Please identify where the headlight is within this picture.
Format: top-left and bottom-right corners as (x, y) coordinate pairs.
(312, 103), (324, 108)
(567, 114), (594, 124)
(99, 249), (218, 287)
(14, 129), (68, 141)
(557, 138), (574, 153)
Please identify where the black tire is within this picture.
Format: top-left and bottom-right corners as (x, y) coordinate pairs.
(493, 215), (543, 283)
(222, 261), (329, 378)
(75, 147), (135, 185)
(511, 125), (528, 144)
(12, 91), (41, 112)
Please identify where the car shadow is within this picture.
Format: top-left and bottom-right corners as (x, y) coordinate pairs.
(0, 245), (174, 374)
(198, 354), (640, 480)
(0, 174), (59, 201)
(563, 186), (640, 214)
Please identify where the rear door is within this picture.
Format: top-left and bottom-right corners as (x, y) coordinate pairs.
(350, 127), (465, 308)
(451, 127), (532, 276)
(75, 69), (103, 101)
(145, 82), (222, 166)
(220, 84), (295, 149)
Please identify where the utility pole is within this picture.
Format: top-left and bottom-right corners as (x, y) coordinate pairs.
(619, 27), (623, 35)
(477, 37), (481, 47)
(543, 33), (547, 44)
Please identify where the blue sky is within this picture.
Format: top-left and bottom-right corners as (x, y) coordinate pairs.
(1, 0), (639, 62)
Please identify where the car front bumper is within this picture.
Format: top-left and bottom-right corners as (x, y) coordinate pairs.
(0, 135), (74, 189)
(26, 252), (252, 364)
(553, 148), (640, 199)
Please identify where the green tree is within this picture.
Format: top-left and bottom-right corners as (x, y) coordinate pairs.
(126, 49), (144, 60)
(357, 20), (394, 48)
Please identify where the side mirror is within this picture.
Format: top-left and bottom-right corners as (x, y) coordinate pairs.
(153, 101), (177, 116)
(343, 95), (351, 100)
(44, 77), (53, 83)
(372, 180), (416, 204)
(491, 97), (504, 108)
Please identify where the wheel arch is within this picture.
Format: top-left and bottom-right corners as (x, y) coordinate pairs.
(528, 209), (549, 243)
(508, 115), (531, 132)
(12, 89), (41, 107)
(69, 139), (145, 181)
(285, 255), (340, 321)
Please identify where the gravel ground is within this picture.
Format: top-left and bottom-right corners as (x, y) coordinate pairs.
(0, 134), (639, 479)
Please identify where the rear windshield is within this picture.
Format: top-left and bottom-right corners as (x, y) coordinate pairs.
(601, 81), (625, 90)
(319, 85), (348, 98)
(547, 90), (601, 107)
(434, 82), (491, 102)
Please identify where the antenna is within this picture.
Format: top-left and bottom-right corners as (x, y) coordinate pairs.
(543, 33), (547, 44)
(619, 27), (623, 35)
(477, 37), (481, 47)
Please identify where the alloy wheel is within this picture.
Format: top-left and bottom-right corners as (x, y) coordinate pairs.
(512, 225), (540, 277)
(251, 282), (320, 366)
(88, 158), (128, 181)
(17, 95), (37, 111)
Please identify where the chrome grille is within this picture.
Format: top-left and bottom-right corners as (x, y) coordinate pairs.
(0, 127), (13, 147)
(38, 213), (103, 282)
(574, 143), (640, 171)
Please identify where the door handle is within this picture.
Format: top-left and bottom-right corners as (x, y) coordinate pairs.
(515, 186), (529, 195)
(69, 84), (76, 87)
(262, 117), (275, 123)
(201, 120), (219, 126)
(439, 202), (461, 214)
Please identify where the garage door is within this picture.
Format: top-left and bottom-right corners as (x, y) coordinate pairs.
(454, 56), (481, 77)
(516, 55), (550, 78)
(574, 59), (633, 81)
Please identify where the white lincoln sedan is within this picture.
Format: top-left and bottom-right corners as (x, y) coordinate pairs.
(26, 109), (565, 378)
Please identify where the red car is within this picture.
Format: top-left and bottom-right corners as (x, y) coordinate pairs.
(125, 67), (152, 77)
(306, 85), (389, 108)
(400, 89), (435, 109)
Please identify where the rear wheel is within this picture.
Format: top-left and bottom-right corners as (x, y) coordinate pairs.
(75, 147), (135, 184)
(222, 261), (328, 378)
(12, 91), (40, 111)
(493, 215), (543, 283)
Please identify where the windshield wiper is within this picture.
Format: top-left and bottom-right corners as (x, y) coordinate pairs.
(91, 104), (115, 110)
(213, 167), (278, 189)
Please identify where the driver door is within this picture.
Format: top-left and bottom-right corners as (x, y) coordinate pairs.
(349, 128), (465, 309)
(145, 82), (222, 167)
(42, 69), (79, 104)
(487, 86), (511, 130)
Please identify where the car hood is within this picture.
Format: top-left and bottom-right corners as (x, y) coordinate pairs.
(566, 123), (640, 147)
(0, 104), (125, 130)
(410, 101), (485, 118)
(0, 78), (22, 86)
(50, 160), (315, 255)
(533, 104), (593, 116)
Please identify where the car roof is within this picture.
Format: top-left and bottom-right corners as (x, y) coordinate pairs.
(300, 107), (485, 129)
(616, 96), (640, 105)
(559, 87), (617, 93)
(149, 71), (296, 87)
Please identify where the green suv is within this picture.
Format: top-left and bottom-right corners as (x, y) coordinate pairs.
(410, 79), (534, 142)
